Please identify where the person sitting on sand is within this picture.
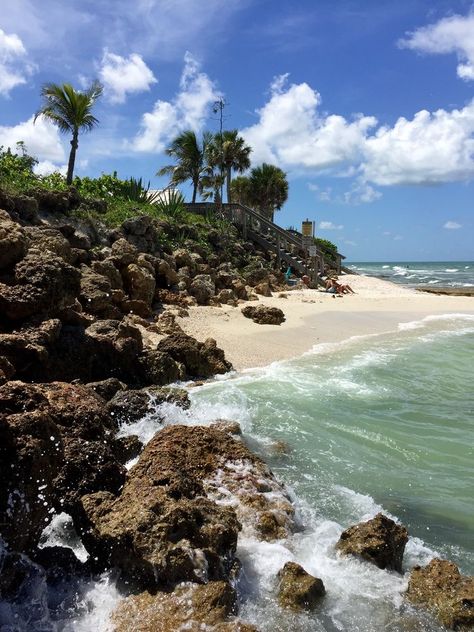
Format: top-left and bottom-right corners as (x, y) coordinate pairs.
(338, 282), (356, 294)
(325, 278), (344, 295)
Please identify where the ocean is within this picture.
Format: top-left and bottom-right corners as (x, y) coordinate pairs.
(2, 311), (473, 630)
(348, 261), (474, 288)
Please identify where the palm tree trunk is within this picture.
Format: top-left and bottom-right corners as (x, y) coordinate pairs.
(192, 180), (197, 204)
(67, 128), (79, 185)
(226, 165), (232, 204)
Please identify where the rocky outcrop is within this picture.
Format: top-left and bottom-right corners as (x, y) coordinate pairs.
(0, 209), (27, 270)
(335, 513), (408, 572)
(406, 558), (474, 630)
(241, 305), (285, 325)
(106, 386), (190, 424)
(0, 381), (125, 552)
(157, 333), (232, 378)
(190, 274), (215, 305)
(277, 562), (325, 611)
(113, 581), (258, 632)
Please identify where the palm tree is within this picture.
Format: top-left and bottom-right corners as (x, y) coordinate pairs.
(158, 130), (213, 204)
(230, 175), (252, 207)
(208, 130), (252, 203)
(35, 81), (103, 185)
(248, 163), (288, 221)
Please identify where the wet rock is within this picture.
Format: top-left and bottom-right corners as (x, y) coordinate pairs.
(190, 274), (215, 305)
(112, 435), (143, 464)
(106, 388), (156, 423)
(86, 377), (126, 401)
(210, 420), (242, 435)
(139, 349), (185, 385)
(0, 381), (125, 551)
(77, 427), (244, 588)
(241, 305), (285, 325)
(113, 581), (248, 632)
(336, 513), (408, 572)
(0, 249), (81, 321)
(0, 209), (27, 270)
(277, 562), (325, 611)
(157, 333), (232, 378)
(406, 558), (474, 630)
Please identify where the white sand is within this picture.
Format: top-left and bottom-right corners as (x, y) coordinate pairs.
(178, 275), (474, 371)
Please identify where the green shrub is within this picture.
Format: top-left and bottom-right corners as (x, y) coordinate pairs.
(154, 189), (186, 221)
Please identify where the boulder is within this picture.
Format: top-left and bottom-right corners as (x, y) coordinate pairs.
(120, 298), (152, 318)
(77, 426), (243, 589)
(0, 250), (81, 321)
(86, 377), (126, 401)
(79, 265), (118, 317)
(0, 318), (61, 377)
(91, 258), (123, 289)
(277, 562), (325, 611)
(190, 274), (215, 305)
(147, 311), (184, 336)
(112, 435), (143, 464)
(24, 226), (73, 263)
(0, 381), (125, 551)
(254, 282), (272, 297)
(113, 581), (253, 632)
(335, 513), (408, 572)
(157, 333), (232, 378)
(241, 305), (285, 325)
(156, 258), (178, 287)
(216, 289), (238, 306)
(106, 386), (189, 424)
(0, 209), (27, 270)
(122, 262), (156, 305)
(122, 215), (162, 255)
(139, 349), (185, 385)
(0, 355), (15, 384)
(406, 558), (474, 630)
(111, 238), (139, 267)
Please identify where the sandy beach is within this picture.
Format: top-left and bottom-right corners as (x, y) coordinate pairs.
(178, 275), (474, 370)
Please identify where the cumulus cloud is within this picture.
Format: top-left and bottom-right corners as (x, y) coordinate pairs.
(0, 115), (65, 162)
(0, 28), (35, 96)
(361, 102), (474, 185)
(443, 220), (462, 229)
(131, 51), (218, 152)
(243, 75), (474, 188)
(319, 221), (344, 230)
(99, 51), (157, 103)
(399, 12), (474, 81)
(33, 160), (67, 176)
(241, 74), (377, 168)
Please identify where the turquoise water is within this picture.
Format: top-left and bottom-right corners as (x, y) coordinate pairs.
(348, 261), (473, 287)
(183, 313), (474, 631)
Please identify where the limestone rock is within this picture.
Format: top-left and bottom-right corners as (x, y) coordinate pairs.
(24, 226), (73, 263)
(139, 349), (185, 385)
(217, 289), (238, 306)
(277, 562), (325, 611)
(241, 305), (285, 325)
(406, 558), (474, 629)
(122, 262), (156, 305)
(190, 274), (215, 305)
(86, 377), (126, 401)
(0, 209), (27, 270)
(91, 258), (123, 289)
(111, 238), (139, 267)
(254, 281), (272, 297)
(157, 333), (232, 378)
(79, 265), (117, 317)
(336, 513), (408, 572)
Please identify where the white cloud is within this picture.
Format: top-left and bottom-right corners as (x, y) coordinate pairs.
(399, 12), (474, 81)
(0, 28), (35, 96)
(131, 52), (218, 152)
(0, 115), (66, 162)
(343, 182), (382, 204)
(242, 74), (377, 169)
(99, 51), (157, 103)
(361, 102), (474, 185)
(34, 160), (67, 176)
(319, 221), (344, 230)
(443, 221), (462, 229)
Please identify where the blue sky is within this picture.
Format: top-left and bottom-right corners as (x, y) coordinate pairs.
(0, 0), (473, 261)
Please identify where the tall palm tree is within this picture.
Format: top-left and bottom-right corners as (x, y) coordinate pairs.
(35, 81), (103, 185)
(208, 130), (252, 203)
(158, 130), (213, 204)
(248, 163), (288, 222)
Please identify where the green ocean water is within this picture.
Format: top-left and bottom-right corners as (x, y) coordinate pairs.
(184, 313), (474, 631)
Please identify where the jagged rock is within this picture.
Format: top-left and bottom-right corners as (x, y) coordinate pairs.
(121, 298), (152, 318)
(157, 333), (232, 378)
(0, 250), (81, 321)
(254, 281), (272, 297)
(0, 381), (125, 551)
(79, 265), (118, 317)
(139, 349), (185, 385)
(111, 238), (139, 267)
(155, 288), (190, 307)
(190, 274), (215, 305)
(91, 258), (123, 289)
(86, 378), (127, 401)
(112, 435), (143, 464)
(122, 262), (156, 305)
(277, 562), (325, 611)
(28, 187), (81, 214)
(173, 248), (194, 269)
(217, 289), (238, 306)
(406, 558), (474, 630)
(0, 318), (61, 376)
(24, 226), (73, 263)
(242, 266), (272, 287)
(0, 355), (15, 384)
(241, 305), (285, 325)
(113, 581), (255, 632)
(77, 426), (243, 589)
(156, 258), (178, 287)
(210, 420), (242, 435)
(105, 386), (190, 424)
(147, 312), (184, 336)
(336, 513), (408, 572)
(12, 194), (40, 224)
(0, 209), (27, 270)
(122, 215), (162, 255)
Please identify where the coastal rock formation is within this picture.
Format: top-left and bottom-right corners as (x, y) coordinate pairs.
(336, 513), (408, 572)
(277, 562), (326, 611)
(0, 381), (125, 552)
(241, 305), (285, 325)
(106, 386), (190, 424)
(190, 274), (215, 305)
(406, 558), (474, 629)
(113, 580), (258, 632)
(157, 333), (232, 378)
(0, 209), (27, 269)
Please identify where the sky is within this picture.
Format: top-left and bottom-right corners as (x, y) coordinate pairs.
(0, 0), (473, 261)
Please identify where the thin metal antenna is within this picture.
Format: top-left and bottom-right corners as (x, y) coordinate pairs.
(212, 98), (229, 203)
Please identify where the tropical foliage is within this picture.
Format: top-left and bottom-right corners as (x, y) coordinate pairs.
(207, 130), (251, 203)
(35, 81), (103, 185)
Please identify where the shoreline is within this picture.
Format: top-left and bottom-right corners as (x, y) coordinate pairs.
(178, 275), (474, 371)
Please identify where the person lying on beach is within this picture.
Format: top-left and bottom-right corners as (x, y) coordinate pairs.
(338, 283), (356, 294)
